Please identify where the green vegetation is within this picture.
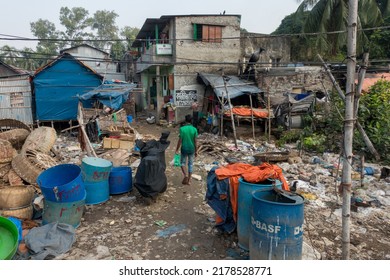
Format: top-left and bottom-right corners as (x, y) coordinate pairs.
(0, 7), (139, 70)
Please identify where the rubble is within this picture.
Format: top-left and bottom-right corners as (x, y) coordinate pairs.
(1, 118), (389, 260)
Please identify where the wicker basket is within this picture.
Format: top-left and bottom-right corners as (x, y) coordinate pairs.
(0, 185), (35, 209)
(0, 163), (11, 178)
(0, 205), (33, 220)
(21, 126), (57, 154)
(0, 139), (17, 163)
(0, 119), (31, 132)
(0, 128), (30, 149)
(12, 154), (44, 185)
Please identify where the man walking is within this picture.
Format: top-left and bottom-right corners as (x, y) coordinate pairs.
(175, 114), (198, 185)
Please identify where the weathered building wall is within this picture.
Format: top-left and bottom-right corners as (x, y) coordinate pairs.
(257, 66), (333, 96)
(173, 15), (241, 121)
(241, 33), (291, 68)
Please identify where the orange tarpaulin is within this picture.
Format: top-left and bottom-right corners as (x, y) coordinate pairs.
(215, 162), (289, 222)
(224, 107), (269, 118)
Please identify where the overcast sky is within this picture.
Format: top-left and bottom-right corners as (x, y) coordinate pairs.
(0, 0), (301, 49)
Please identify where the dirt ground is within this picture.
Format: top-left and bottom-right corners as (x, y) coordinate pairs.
(56, 118), (390, 261)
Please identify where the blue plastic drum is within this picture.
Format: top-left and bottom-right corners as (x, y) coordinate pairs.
(36, 164), (85, 202)
(109, 167), (133, 195)
(237, 177), (282, 251)
(249, 189), (304, 260)
(42, 194), (86, 228)
(84, 181), (110, 205)
(81, 157), (112, 183)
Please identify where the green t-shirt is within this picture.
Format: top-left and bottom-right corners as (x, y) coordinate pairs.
(179, 124), (198, 154)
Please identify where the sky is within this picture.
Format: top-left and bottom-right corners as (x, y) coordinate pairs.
(0, 0), (301, 49)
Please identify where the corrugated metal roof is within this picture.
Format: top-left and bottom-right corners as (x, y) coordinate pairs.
(197, 72), (262, 99)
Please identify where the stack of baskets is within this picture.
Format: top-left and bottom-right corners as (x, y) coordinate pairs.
(0, 185), (35, 219)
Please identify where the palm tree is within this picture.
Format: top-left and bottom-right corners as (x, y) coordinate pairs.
(296, 0), (389, 57)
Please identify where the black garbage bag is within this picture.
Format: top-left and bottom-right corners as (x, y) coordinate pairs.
(134, 131), (170, 198)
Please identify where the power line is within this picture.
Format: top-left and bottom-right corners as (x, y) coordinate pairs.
(2, 25), (390, 45)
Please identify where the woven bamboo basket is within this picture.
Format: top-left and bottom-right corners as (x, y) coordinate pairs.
(21, 126), (57, 155)
(0, 205), (33, 220)
(11, 154), (44, 185)
(0, 185), (35, 209)
(0, 128), (30, 149)
(0, 139), (17, 163)
(0, 163), (11, 178)
(0, 119), (31, 132)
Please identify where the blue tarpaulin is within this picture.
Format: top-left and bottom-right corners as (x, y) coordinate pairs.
(79, 82), (137, 110)
(33, 53), (103, 121)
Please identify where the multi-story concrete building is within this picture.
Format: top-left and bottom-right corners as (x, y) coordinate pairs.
(132, 14), (243, 121)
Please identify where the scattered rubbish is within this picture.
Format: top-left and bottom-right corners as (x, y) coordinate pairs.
(154, 220), (167, 227)
(115, 196), (136, 202)
(191, 246), (198, 251)
(156, 224), (186, 238)
(192, 174), (202, 181)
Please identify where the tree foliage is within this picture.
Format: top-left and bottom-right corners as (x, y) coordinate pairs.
(291, 0), (390, 59)
(0, 7), (139, 70)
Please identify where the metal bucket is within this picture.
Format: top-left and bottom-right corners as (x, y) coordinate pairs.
(81, 157), (112, 183)
(36, 164), (85, 202)
(249, 189), (304, 260)
(84, 181), (110, 205)
(109, 167), (132, 195)
(237, 177), (282, 251)
(42, 194), (86, 228)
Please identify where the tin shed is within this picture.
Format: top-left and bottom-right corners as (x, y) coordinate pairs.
(32, 53), (103, 121)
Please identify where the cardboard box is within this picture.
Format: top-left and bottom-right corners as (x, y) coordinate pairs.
(103, 137), (112, 149)
(119, 140), (134, 150)
(111, 138), (120, 149)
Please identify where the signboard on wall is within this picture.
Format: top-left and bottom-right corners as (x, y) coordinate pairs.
(156, 44), (172, 55)
(175, 90), (197, 107)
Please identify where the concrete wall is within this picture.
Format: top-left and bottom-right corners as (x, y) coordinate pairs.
(257, 66), (333, 96)
(241, 33), (291, 68)
(173, 15), (241, 122)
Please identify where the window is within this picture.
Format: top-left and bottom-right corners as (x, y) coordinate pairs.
(10, 92), (24, 107)
(193, 24), (222, 43)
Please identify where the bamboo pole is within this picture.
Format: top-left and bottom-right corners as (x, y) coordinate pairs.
(249, 94), (255, 139)
(223, 75), (238, 149)
(267, 88), (271, 141)
(77, 102), (97, 158)
(341, 0), (358, 260)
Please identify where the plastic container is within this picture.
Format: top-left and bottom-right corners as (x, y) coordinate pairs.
(0, 216), (18, 260)
(109, 167), (133, 195)
(249, 189), (304, 260)
(42, 195), (86, 228)
(81, 157), (112, 183)
(127, 115), (133, 123)
(36, 164), (85, 202)
(84, 181), (110, 205)
(7, 217), (22, 244)
(237, 177), (282, 251)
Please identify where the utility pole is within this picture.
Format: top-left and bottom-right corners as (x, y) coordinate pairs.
(341, 0), (358, 260)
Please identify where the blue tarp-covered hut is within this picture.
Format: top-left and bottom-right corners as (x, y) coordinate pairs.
(32, 53), (103, 121)
(79, 81), (137, 111)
